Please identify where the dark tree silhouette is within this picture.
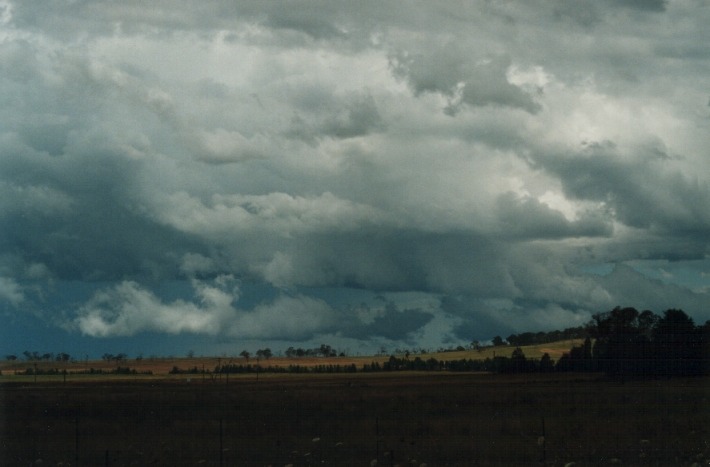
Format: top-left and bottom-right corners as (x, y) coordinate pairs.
(590, 307), (648, 377)
(539, 353), (554, 372)
(653, 309), (702, 376)
(585, 307), (706, 378)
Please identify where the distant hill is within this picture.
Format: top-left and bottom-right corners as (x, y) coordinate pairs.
(419, 339), (585, 362)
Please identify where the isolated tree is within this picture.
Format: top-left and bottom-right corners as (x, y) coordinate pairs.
(239, 350), (250, 362)
(492, 336), (504, 347)
(114, 353), (127, 363)
(23, 350), (42, 361)
(319, 344), (333, 357)
(57, 352), (71, 363)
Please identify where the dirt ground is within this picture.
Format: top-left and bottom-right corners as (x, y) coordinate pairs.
(1, 373), (708, 466)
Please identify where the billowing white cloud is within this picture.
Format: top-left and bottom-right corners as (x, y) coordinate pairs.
(75, 281), (226, 337)
(73, 278), (338, 340)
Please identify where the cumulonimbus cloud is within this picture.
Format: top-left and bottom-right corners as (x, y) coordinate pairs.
(1, 0), (708, 352)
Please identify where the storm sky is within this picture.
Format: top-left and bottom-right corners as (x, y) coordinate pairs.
(1, 0), (709, 357)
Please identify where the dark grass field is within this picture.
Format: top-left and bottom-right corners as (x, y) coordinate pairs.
(1, 373), (708, 466)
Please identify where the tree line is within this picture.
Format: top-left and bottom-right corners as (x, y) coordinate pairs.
(502, 326), (588, 347)
(557, 307), (709, 378)
(15, 366), (153, 376)
(234, 344), (346, 361)
(168, 352), (553, 375)
(4, 351), (73, 362)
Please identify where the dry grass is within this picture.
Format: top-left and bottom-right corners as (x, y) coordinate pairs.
(422, 339), (585, 361)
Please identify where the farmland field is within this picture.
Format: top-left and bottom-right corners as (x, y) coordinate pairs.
(1, 372), (708, 466)
(0, 340), (586, 379)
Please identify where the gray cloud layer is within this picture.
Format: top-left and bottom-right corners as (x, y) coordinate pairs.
(1, 0), (708, 350)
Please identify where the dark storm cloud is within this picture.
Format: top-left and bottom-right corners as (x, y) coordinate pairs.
(322, 94), (385, 139)
(495, 192), (612, 240)
(1, 0), (709, 353)
(0, 114), (197, 281)
(611, 0), (667, 12)
(532, 141), (710, 240)
(340, 301), (434, 341)
(596, 264), (708, 318)
(261, 7), (348, 40)
(389, 49), (541, 114)
(552, 0), (603, 27)
(443, 295), (513, 341)
(288, 92), (386, 142)
(553, 0), (666, 27)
